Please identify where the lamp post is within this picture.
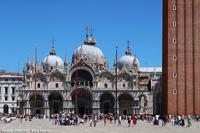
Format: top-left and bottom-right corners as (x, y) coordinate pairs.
(34, 44), (37, 116)
(75, 45), (78, 115)
(115, 46), (118, 115)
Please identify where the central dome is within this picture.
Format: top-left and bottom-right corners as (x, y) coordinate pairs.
(72, 45), (104, 64)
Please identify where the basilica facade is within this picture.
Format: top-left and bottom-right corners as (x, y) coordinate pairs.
(18, 31), (157, 115)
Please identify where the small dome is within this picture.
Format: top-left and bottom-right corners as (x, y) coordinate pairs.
(42, 55), (64, 69)
(72, 45), (104, 64)
(118, 55), (140, 70)
(88, 36), (96, 45)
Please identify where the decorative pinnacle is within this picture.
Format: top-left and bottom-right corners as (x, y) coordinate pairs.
(35, 44), (37, 47)
(125, 40), (132, 55)
(76, 45), (78, 48)
(127, 40), (130, 49)
(85, 25), (89, 35)
(89, 25), (94, 36)
(52, 36), (55, 49)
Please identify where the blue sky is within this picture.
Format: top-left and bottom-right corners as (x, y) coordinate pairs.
(0, 0), (162, 73)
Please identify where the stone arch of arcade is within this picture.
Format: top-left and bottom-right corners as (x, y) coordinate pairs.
(29, 94), (44, 115)
(48, 92), (63, 114)
(100, 93), (114, 114)
(118, 93), (133, 115)
(71, 88), (93, 115)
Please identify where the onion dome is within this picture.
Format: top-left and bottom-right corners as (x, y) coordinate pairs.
(84, 34), (90, 44)
(42, 40), (64, 69)
(118, 40), (140, 70)
(72, 45), (104, 64)
(88, 34), (96, 45)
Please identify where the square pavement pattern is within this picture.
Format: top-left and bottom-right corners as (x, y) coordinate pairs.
(0, 118), (199, 133)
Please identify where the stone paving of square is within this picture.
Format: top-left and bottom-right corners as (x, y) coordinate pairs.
(0, 118), (199, 133)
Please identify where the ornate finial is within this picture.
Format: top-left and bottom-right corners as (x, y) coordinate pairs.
(76, 45), (78, 48)
(52, 36), (55, 49)
(37, 61), (40, 69)
(35, 44), (37, 47)
(27, 54), (31, 66)
(41, 64), (43, 72)
(64, 53), (68, 65)
(31, 57), (34, 68)
(84, 25), (90, 44)
(50, 37), (56, 55)
(125, 40), (132, 55)
(46, 54), (49, 64)
(127, 40), (130, 49)
(85, 25), (89, 35)
(23, 63), (26, 72)
(89, 25), (94, 36)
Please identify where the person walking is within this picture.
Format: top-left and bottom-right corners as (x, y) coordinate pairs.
(93, 114), (97, 127)
(187, 115), (192, 127)
(89, 114), (93, 127)
(180, 115), (185, 127)
(20, 114), (23, 124)
(104, 115), (107, 126)
(118, 115), (122, 126)
(133, 115), (137, 126)
(128, 115), (131, 127)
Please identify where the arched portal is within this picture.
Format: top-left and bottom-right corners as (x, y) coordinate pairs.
(118, 94), (133, 115)
(48, 92), (63, 114)
(3, 104), (9, 114)
(71, 89), (92, 115)
(19, 101), (24, 114)
(71, 70), (93, 87)
(100, 93), (114, 114)
(30, 94), (44, 115)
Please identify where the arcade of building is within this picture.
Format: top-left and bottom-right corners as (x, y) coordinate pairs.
(18, 29), (161, 116)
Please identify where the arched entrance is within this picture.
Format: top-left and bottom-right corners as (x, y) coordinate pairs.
(71, 89), (92, 115)
(19, 101), (24, 114)
(48, 92), (63, 114)
(71, 70), (93, 87)
(3, 104), (9, 114)
(100, 93), (114, 114)
(30, 94), (44, 115)
(118, 94), (133, 115)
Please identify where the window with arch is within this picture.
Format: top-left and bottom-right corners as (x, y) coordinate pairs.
(55, 83), (59, 88)
(37, 83), (40, 88)
(123, 83), (126, 88)
(104, 83), (108, 88)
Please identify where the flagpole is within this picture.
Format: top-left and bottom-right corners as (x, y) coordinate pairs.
(115, 46), (118, 114)
(34, 44), (37, 116)
(76, 45), (78, 115)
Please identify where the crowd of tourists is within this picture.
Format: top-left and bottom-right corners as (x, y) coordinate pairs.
(1, 112), (199, 128)
(47, 113), (199, 127)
